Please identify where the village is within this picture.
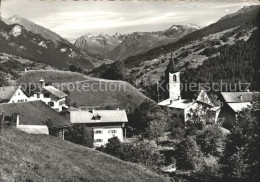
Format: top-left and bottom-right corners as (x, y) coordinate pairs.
(0, 58), (254, 149)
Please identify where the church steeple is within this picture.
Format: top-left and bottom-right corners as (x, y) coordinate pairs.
(164, 52), (181, 100)
(165, 52), (178, 74)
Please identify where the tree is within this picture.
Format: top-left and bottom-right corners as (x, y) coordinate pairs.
(220, 93), (260, 181)
(174, 136), (203, 171)
(147, 119), (165, 146)
(196, 124), (224, 156)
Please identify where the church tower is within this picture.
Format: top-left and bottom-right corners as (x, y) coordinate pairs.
(165, 53), (181, 100)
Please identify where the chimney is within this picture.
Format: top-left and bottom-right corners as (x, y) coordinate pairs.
(239, 95), (243, 100)
(170, 100), (173, 105)
(178, 96), (181, 100)
(39, 78), (45, 88)
(247, 89), (250, 93)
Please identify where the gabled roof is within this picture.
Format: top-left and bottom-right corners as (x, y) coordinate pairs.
(221, 92), (253, 103)
(70, 110), (128, 124)
(43, 86), (67, 99)
(227, 102), (251, 113)
(158, 99), (195, 109)
(0, 86), (20, 101)
(196, 90), (215, 107)
(166, 59), (178, 73)
(0, 101), (71, 128)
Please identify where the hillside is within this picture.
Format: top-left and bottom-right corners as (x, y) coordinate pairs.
(74, 24), (199, 61)
(0, 20), (101, 71)
(124, 5), (260, 68)
(4, 15), (70, 46)
(16, 70), (149, 109)
(0, 128), (169, 182)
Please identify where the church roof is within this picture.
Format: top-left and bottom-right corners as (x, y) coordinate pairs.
(166, 59), (178, 73)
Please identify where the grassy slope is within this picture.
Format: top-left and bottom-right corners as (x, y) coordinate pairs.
(16, 70), (149, 108)
(0, 128), (169, 182)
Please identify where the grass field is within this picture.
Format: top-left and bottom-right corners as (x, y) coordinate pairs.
(16, 70), (149, 109)
(0, 128), (170, 182)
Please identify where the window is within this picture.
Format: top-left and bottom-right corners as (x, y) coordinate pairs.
(18, 92), (20, 96)
(109, 130), (117, 134)
(95, 139), (103, 143)
(37, 93), (40, 98)
(44, 93), (50, 98)
(172, 74), (177, 82)
(94, 130), (102, 134)
(48, 102), (54, 107)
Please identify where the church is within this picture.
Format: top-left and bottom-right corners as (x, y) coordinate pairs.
(158, 59), (220, 124)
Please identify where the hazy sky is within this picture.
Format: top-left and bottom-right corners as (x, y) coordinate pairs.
(2, 0), (259, 38)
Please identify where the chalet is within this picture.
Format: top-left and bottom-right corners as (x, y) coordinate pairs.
(0, 100), (71, 138)
(158, 59), (220, 124)
(28, 79), (68, 112)
(69, 110), (128, 147)
(218, 91), (253, 129)
(0, 85), (29, 103)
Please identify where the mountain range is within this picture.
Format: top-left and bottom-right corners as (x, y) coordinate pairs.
(2, 16), (104, 70)
(74, 24), (200, 60)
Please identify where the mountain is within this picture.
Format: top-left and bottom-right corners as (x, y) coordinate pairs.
(74, 24), (199, 61)
(0, 128), (169, 182)
(4, 15), (105, 70)
(16, 70), (150, 109)
(74, 33), (125, 59)
(0, 20), (96, 71)
(5, 15), (69, 46)
(88, 5), (260, 95)
(123, 5), (260, 68)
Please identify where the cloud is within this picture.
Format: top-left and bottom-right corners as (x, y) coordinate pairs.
(2, 0), (259, 38)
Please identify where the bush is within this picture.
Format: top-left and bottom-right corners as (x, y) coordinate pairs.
(174, 137), (203, 171)
(97, 137), (163, 167)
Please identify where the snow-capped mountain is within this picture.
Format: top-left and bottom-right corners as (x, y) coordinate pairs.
(74, 24), (200, 60)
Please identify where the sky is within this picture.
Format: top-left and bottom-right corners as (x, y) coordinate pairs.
(1, 0), (259, 38)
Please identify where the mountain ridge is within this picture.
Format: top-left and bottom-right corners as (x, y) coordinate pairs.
(74, 24), (200, 60)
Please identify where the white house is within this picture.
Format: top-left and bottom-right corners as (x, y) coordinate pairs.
(0, 85), (29, 103)
(28, 79), (68, 112)
(158, 59), (220, 124)
(0, 100), (71, 137)
(69, 110), (128, 147)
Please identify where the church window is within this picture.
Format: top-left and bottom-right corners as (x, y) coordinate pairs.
(172, 74), (177, 82)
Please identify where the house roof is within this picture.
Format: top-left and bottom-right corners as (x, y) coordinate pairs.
(0, 86), (20, 101)
(70, 110), (128, 124)
(227, 102), (251, 113)
(0, 101), (71, 128)
(43, 86), (67, 99)
(221, 92), (253, 103)
(158, 99), (195, 109)
(196, 90), (215, 107)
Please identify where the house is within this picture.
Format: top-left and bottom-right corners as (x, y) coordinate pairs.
(69, 110), (128, 147)
(0, 85), (29, 103)
(28, 79), (68, 112)
(0, 100), (71, 137)
(158, 59), (220, 124)
(218, 91), (253, 129)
